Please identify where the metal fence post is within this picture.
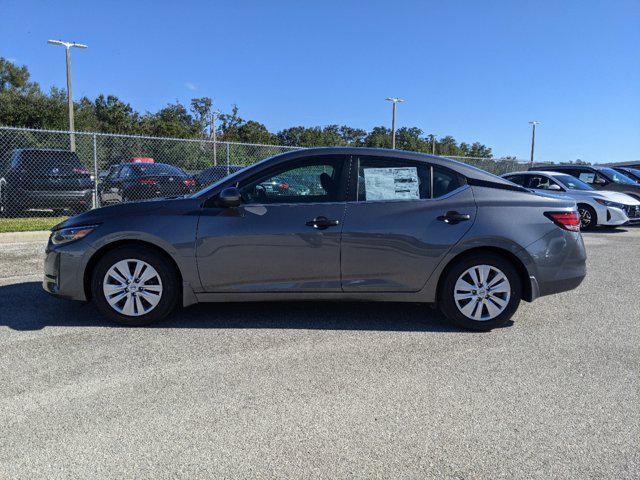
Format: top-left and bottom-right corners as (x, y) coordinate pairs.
(92, 133), (99, 209)
(226, 142), (230, 168)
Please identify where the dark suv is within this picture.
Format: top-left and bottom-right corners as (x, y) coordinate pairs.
(0, 149), (93, 216)
(531, 164), (640, 201)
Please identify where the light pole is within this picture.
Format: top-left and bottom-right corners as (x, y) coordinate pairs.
(211, 110), (221, 166)
(47, 40), (88, 152)
(529, 121), (540, 167)
(385, 97), (404, 149)
(429, 134), (437, 155)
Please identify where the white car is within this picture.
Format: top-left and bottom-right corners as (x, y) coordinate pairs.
(502, 171), (640, 230)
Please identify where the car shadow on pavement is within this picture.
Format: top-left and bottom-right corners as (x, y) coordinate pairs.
(0, 282), (486, 333)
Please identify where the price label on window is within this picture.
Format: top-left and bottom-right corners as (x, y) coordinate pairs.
(363, 167), (420, 201)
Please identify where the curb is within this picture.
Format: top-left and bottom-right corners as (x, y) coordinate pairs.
(0, 230), (51, 244)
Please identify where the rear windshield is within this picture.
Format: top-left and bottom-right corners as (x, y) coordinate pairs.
(18, 150), (83, 171)
(131, 164), (186, 176)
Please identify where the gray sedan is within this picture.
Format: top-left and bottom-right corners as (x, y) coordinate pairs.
(43, 148), (587, 331)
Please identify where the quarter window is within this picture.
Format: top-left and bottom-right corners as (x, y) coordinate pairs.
(433, 166), (464, 198)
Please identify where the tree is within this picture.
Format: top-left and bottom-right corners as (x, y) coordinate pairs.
(0, 58), (38, 94)
(190, 97), (213, 138)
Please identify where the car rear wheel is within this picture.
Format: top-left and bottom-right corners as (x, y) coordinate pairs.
(439, 253), (521, 331)
(577, 204), (596, 230)
(91, 246), (179, 326)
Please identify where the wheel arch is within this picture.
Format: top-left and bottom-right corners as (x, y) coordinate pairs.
(435, 246), (533, 303)
(83, 239), (183, 302)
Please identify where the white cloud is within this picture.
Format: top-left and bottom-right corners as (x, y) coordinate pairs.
(184, 82), (197, 91)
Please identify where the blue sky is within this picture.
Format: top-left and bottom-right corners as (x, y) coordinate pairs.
(1, 0), (639, 162)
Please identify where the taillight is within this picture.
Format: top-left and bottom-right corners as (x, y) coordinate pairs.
(138, 179), (157, 185)
(184, 179), (196, 186)
(279, 183), (289, 190)
(545, 211), (581, 232)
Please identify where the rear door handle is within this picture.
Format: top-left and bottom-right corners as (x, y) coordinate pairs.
(306, 216), (340, 230)
(437, 211), (471, 225)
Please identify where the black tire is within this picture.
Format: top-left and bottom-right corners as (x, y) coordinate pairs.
(577, 204), (597, 231)
(91, 246), (180, 326)
(438, 253), (522, 331)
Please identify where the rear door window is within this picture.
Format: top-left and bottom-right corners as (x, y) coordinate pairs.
(357, 157), (431, 201)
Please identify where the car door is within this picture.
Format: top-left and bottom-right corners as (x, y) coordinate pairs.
(196, 155), (348, 292)
(340, 156), (477, 292)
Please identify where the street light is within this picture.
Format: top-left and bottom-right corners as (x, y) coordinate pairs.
(47, 40), (88, 151)
(529, 121), (540, 167)
(385, 97), (404, 149)
(429, 134), (437, 155)
(211, 110), (221, 166)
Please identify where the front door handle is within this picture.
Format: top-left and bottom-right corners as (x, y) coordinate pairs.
(437, 211), (471, 225)
(306, 216), (340, 230)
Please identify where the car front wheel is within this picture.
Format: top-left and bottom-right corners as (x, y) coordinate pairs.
(577, 204), (596, 230)
(91, 246), (179, 326)
(439, 253), (522, 331)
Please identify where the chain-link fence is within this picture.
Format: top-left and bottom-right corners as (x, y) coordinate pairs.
(0, 126), (302, 218)
(0, 125), (540, 219)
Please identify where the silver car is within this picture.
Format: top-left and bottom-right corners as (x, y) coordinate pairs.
(43, 148), (587, 331)
(503, 171), (640, 230)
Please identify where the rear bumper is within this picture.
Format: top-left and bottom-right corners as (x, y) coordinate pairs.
(18, 188), (93, 208)
(524, 229), (587, 298)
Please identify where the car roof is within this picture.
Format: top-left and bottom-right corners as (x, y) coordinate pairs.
(252, 147), (517, 187)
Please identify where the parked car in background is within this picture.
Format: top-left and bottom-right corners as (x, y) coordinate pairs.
(611, 166), (640, 183)
(531, 165), (640, 201)
(0, 148), (93, 216)
(98, 162), (195, 205)
(503, 171), (640, 229)
(45, 148), (587, 331)
(196, 164), (244, 189)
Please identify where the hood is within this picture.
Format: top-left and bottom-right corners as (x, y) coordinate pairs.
(592, 190), (640, 205)
(52, 198), (176, 231)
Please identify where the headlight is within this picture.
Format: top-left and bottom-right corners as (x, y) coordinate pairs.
(594, 198), (625, 209)
(51, 225), (99, 245)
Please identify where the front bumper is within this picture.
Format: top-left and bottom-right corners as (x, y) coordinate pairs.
(43, 237), (92, 301)
(599, 206), (630, 226)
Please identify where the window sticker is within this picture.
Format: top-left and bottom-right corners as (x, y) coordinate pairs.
(578, 173), (595, 183)
(363, 167), (420, 201)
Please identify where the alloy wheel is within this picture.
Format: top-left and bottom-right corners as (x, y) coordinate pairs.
(102, 259), (163, 316)
(453, 265), (511, 321)
(579, 207), (592, 228)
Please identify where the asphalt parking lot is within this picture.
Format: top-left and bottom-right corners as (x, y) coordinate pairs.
(0, 229), (638, 479)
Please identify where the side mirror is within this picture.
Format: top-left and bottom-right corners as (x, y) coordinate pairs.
(594, 177), (607, 185)
(217, 187), (242, 208)
(548, 184), (562, 191)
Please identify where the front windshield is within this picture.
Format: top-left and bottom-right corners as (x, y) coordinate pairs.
(600, 168), (638, 185)
(552, 174), (594, 191)
(622, 167), (640, 181)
